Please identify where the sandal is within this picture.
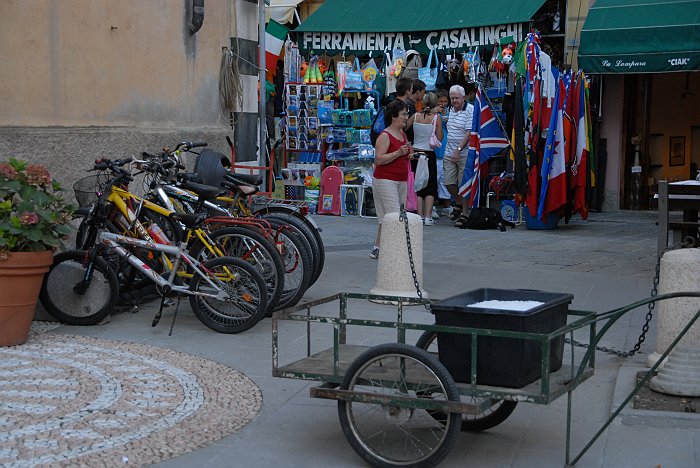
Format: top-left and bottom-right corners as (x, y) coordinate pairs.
(454, 214), (469, 229)
(448, 208), (462, 221)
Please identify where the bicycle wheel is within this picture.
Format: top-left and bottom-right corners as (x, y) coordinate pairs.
(256, 212), (323, 287)
(39, 250), (119, 326)
(72, 207), (92, 249)
(338, 343), (461, 467)
(254, 208), (325, 286)
(257, 217), (313, 310)
(189, 256), (268, 334)
(415, 330), (518, 431)
(191, 226), (284, 313)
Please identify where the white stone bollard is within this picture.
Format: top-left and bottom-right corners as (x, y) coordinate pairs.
(647, 248), (700, 370)
(370, 212), (428, 299)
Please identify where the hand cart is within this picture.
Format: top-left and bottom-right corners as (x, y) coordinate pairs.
(272, 291), (700, 467)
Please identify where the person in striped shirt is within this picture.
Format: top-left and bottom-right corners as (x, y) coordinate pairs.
(443, 84), (475, 226)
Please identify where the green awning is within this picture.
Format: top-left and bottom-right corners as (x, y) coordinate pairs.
(578, 0), (700, 74)
(295, 0), (546, 54)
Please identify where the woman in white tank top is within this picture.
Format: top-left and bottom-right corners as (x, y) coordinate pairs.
(411, 92), (443, 225)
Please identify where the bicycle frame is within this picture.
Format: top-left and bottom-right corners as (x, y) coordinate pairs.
(97, 230), (230, 300)
(107, 185), (226, 265)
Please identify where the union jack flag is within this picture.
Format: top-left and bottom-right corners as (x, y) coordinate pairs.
(458, 88), (510, 207)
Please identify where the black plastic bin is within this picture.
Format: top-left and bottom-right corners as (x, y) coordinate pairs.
(432, 288), (573, 388)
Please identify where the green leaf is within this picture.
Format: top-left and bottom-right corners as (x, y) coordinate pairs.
(9, 158), (27, 172)
(26, 228), (43, 242)
(19, 184), (37, 201)
(33, 190), (52, 205)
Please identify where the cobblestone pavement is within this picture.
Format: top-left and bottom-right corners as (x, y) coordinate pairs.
(0, 324), (262, 467)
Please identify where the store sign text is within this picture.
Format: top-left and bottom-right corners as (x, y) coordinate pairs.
(668, 57), (690, 66)
(601, 59), (647, 69)
(300, 23), (523, 53)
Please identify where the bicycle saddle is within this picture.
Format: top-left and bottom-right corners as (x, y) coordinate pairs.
(220, 178), (258, 195)
(169, 212), (206, 228)
(179, 181), (225, 201)
(223, 172), (262, 187)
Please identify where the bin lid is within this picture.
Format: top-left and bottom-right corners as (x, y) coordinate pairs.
(433, 288), (574, 316)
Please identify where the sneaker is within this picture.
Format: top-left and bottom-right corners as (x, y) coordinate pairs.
(369, 246), (380, 259)
(431, 207), (440, 220)
(423, 218), (436, 226)
(438, 206), (453, 217)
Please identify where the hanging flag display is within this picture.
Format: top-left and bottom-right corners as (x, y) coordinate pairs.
(537, 79), (566, 220)
(458, 88), (510, 207)
(509, 31), (594, 227)
(265, 19), (289, 69)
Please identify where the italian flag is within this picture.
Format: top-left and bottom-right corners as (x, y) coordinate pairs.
(265, 19), (288, 68)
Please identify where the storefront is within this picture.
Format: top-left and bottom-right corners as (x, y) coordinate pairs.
(577, 0), (700, 210)
(278, 0), (595, 226)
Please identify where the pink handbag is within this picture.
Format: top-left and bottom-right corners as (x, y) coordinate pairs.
(405, 164), (417, 212)
(429, 114), (442, 149)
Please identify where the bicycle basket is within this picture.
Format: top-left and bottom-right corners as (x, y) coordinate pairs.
(73, 174), (108, 208)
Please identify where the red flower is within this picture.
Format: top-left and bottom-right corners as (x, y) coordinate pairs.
(25, 164), (52, 186)
(19, 212), (39, 225)
(0, 162), (19, 180)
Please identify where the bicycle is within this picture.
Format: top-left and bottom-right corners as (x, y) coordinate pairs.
(41, 159), (268, 334)
(73, 153), (287, 313)
(136, 147), (316, 309)
(149, 139), (325, 287)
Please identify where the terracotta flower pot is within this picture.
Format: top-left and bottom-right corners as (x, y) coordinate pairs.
(0, 250), (54, 346)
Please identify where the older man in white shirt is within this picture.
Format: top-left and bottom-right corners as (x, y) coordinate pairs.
(443, 84), (475, 225)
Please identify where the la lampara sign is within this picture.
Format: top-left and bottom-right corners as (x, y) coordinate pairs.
(298, 23), (525, 54)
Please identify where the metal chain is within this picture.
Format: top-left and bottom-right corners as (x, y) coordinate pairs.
(565, 239), (695, 357)
(400, 207), (432, 312)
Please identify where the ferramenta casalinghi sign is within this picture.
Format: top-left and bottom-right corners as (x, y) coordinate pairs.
(297, 23), (526, 54)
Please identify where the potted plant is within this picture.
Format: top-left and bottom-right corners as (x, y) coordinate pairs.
(0, 157), (74, 346)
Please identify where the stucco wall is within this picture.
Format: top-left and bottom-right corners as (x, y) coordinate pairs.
(0, 0), (236, 127)
(0, 0), (261, 187)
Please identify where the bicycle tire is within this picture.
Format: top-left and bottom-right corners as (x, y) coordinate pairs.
(255, 217), (313, 310)
(39, 250), (119, 326)
(189, 256), (268, 334)
(256, 212), (323, 286)
(337, 343), (461, 467)
(189, 226), (284, 313)
(254, 207), (325, 286)
(415, 330), (518, 431)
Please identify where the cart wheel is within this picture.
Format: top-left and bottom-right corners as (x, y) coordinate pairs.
(337, 343), (461, 467)
(416, 330), (518, 432)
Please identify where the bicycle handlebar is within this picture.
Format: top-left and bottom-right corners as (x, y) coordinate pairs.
(174, 141), (208, 152)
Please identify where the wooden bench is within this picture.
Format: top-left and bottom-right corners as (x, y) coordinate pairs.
(657, 180), (700, 255)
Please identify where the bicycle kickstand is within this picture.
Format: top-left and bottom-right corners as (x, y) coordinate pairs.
(168, 299), (182, 336)
(152, 295), (167, 327)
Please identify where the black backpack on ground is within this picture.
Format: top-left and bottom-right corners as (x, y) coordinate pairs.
(461, 207), (515, 232)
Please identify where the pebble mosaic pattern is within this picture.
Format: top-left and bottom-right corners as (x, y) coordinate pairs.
(0, 326), (262, 467)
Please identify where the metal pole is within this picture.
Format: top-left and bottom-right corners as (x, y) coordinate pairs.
(258, 0), (267, 191)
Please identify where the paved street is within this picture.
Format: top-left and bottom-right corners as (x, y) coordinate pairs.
(4, 209), (700, 467)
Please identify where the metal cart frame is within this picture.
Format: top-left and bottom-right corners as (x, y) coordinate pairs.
(272, 291), (700, 467)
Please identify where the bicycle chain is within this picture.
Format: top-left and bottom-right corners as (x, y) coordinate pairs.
(565, 239), (695, 357)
